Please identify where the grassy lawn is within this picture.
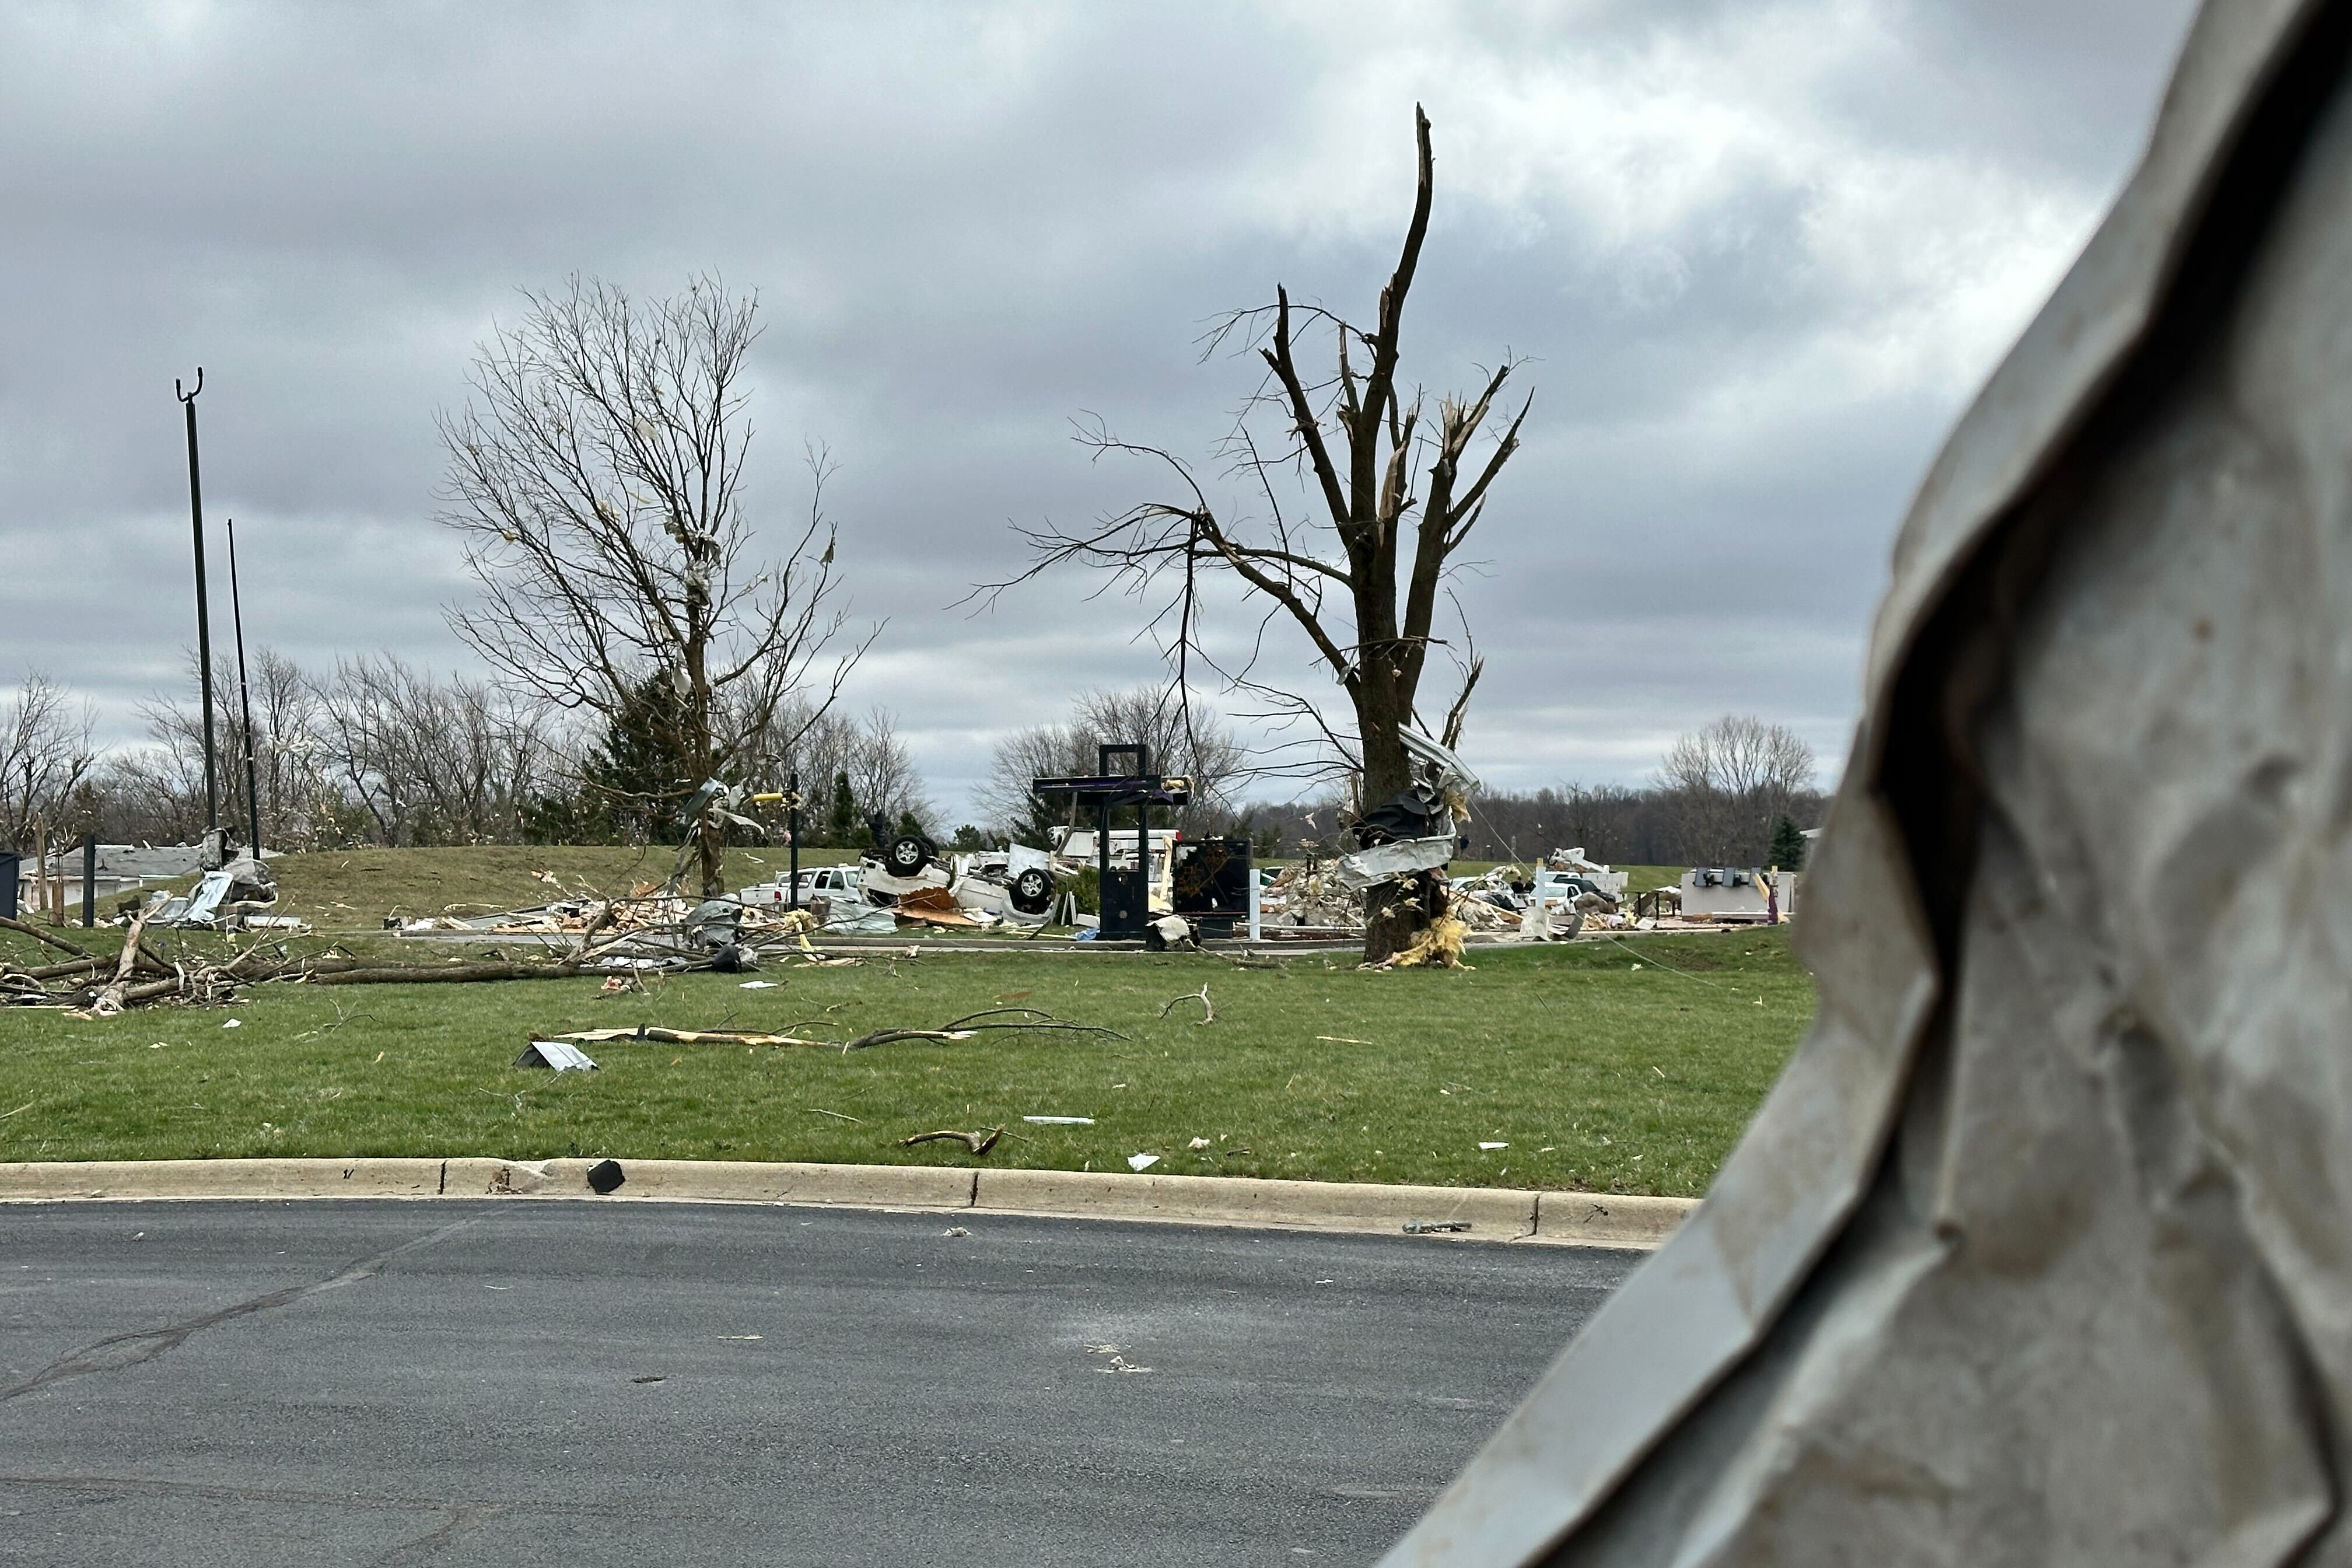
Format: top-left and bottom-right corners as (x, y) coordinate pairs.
(0, 926), (1812, 1197)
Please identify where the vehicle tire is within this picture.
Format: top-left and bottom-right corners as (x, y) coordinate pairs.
(1010, 867), (1054, 916)
(885, 835), (932, 877)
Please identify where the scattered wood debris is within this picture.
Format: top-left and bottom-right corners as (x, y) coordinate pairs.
(547, 1007), (1123, 1055)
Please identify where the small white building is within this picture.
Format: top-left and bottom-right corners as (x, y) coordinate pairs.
(1679, 866), (1798, 923)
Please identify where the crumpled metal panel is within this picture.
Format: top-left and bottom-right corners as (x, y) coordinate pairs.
(1379, 1), (2352, 1563)
(1335, 834), (1459, 890)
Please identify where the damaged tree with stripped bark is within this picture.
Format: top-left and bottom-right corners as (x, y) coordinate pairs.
(983, 107), (1529, 964)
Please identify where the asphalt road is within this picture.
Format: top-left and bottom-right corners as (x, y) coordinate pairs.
(0, 1201), (1637, 1567)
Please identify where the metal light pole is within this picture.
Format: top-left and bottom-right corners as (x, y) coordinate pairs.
(226, 517), (263, 858)
(787, 771), (801, 910)
(176, 369), (220, 863)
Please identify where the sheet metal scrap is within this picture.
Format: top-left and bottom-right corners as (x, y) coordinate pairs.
(146, 853), (278, 929)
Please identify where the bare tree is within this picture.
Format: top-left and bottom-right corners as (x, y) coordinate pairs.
(844, 706), (932, 829)
(980, 109), (1528, 961)
(977, 722), (1091, 844)
(727, 700), (932, 842)
(978, 684), (1245, 842)
(311, 654), (564, 846)
(0, 671), (95, 846)
(438, 274), (870, 894)
(136, 649), (344, 850)
(1656, 715), (1817, 864)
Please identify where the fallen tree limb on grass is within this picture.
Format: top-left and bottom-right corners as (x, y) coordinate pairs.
(13, 950), (173, 983)
(1158, 985), (1214, 1024)
(840, 1007), (1126, 1051)
(897, 1127), (1003, 1154)
(547, 1007), (1125, 1054)
(0, 916), (96, 961)
(299, 960), (587, 986)
(554, 1026), (832, 1047)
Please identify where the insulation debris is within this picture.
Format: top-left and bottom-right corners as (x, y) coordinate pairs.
(1368, 914), (1472, 971)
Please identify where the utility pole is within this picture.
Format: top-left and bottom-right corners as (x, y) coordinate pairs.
(176, 369), (220, 865)
(226, 517), (264, 859)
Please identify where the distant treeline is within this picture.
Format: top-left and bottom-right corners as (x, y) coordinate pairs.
(6, 656), (1822, 872)
(1234, 779), (1826, 870)
(0, 653), (929, 855)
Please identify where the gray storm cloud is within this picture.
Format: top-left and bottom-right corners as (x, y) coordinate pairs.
(0, 0), (2197, 818)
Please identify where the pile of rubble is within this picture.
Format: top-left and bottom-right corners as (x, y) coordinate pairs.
(1256, 859), (1363, 932)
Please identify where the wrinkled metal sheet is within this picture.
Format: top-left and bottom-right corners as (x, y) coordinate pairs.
(1380, 2), (2352, 1563)
(1334, 834), (1458, 890)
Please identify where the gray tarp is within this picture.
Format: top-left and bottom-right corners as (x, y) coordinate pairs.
(1381, 2), (2352, 1563)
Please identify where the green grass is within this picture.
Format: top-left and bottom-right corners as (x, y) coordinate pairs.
(0, 928), (1812, 1196)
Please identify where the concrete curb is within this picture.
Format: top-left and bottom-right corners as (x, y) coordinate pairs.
(0, 1158), (1694, 1250)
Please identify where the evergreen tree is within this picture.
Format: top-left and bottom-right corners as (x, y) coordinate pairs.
(581, 671), (691, 841)
(826, 772), (856, 849)
(1769, 814), (1807, 870)
(1014, 789), (1068, 851)
(894, 809), (926, 843)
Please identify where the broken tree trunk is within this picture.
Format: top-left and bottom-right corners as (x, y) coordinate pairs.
(89, 905), (152, 1017)
(1365, 871), (1452, 968)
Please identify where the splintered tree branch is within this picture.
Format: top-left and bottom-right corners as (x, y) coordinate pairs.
(89, 904), (151, 1018)
(1157, 985), (1214, 1024)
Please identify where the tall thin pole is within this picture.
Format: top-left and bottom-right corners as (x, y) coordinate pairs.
(226, 517), (263, 858)
(787, 770), (800, 910)
(176, 369), (219, 855)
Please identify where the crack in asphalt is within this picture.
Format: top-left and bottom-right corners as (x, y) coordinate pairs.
(0, 1218), (478, 1404)
(366, 1503), (498, 1566)
(0, 1472), (695, 1523)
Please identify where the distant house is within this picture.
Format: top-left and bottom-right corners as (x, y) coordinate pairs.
(9, 842), (276, 914)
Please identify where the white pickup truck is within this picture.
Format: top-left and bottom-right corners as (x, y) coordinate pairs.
(735, 864), (864, 906)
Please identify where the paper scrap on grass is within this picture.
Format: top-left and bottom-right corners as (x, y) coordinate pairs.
(1024, 1115), (1093, 1125)
(1478, 1142), (1508, 1150)
(1128, 1153), (1160, 1171)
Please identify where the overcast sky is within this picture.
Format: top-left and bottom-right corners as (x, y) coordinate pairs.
(1, 0), (2202, 821)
